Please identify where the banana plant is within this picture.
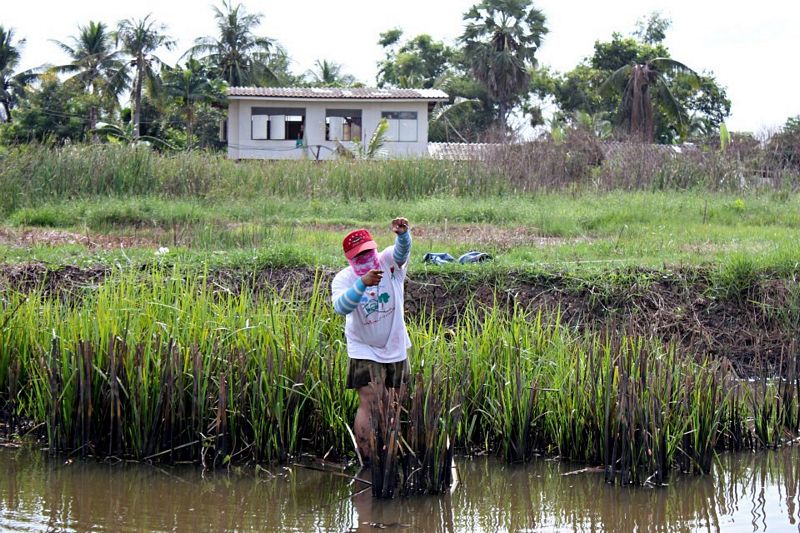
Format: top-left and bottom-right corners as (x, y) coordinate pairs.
(94, 121), (175, 149)
(334, 117), (389, 160)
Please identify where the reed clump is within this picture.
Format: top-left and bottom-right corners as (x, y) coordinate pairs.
(1, 142), (798, 217)
(1, 267), (797, 488)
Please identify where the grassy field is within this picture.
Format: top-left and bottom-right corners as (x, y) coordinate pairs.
(1, 145), (799, 490)
(2, 192), (799, 275)
(1, 143), (798, 274)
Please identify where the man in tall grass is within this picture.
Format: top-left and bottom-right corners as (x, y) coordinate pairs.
(332, 218), (411, 463)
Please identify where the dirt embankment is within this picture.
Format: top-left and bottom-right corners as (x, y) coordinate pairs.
(1, 263), (796, 376)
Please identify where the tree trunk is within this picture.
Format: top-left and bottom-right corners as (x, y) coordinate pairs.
(187, 104), (194, 150)
(1, 100), (11, 123)
(133, 61), (143, 140)
(499, 101), (508, 132)
(88, 106), (99, 143)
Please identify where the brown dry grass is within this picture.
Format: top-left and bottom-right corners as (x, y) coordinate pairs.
(303, 222), (587, 251)
(0, 227), (157, 250)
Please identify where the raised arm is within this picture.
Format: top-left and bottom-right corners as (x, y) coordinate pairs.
(391, 217), (411, 268)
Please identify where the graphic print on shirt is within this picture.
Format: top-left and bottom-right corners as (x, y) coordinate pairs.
(357, 278), (394, 326)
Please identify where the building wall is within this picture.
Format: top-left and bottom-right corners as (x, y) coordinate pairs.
(227, 99), (430, 160)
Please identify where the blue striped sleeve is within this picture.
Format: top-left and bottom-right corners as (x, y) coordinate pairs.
(392, 231), (412, 266)
(333, 277), (367, 315)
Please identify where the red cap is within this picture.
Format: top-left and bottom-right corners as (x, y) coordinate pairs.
(342, 229), (377, 260)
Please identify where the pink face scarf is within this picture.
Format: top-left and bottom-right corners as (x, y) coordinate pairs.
(349, 250), (379, 276)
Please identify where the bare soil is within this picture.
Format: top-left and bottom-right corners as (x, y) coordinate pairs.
(0, 263), (795, 376)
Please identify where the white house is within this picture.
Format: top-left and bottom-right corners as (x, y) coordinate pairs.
(226, 87), (449, 160)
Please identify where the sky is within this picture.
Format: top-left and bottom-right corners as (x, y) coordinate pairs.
(5, 0), (799, 134)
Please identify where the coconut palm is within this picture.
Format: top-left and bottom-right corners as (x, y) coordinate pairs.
(115, 14), (175, 139)
(0, 26), (37, 123)
(184, 0), (277, 87)
(306, 59), (356, 87)
(599, 57), (699, 142)
(161, 59), (212, 148)
(459, 0), (548, 128)
(51, 21), (129, 128)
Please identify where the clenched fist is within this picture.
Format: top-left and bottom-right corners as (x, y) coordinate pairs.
(361, 269), (383, 287)
(391, 217), (409, 235)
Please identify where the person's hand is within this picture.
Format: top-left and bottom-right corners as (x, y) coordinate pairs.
(361, 269), (383, 286)
(391, 217), (409, 235)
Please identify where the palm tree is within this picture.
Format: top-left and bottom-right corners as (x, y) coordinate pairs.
(184, 0), (276, 86)
(115, 14), (175, 139)
(459, 0), (548, 128)
(0, 26), (37, 123)
(51, 21), (129, 128)
(306, 59), (355, 87)
(599, 57), (699, 142)
(161, 59), (211, 148)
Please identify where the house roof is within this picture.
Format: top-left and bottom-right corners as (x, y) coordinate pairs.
(228, 86), (449, 101)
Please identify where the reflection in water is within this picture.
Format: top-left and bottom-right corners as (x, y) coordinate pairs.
(1, 447), (799, 532)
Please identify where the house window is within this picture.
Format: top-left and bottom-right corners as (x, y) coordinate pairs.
(251, 107), (306, 140)
(251, 115), (269, 140)
(381, 111), (418, 142)
(326, 109), (362, 142)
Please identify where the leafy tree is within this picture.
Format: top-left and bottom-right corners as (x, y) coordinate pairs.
(600, 57), (699, 142)
(428, 73), (495, 142)
(767, 115), (800, 170)
(590, 33), (669, 72)
(672, 72), (731, 138)
(459, 0), (548, 127)
(0, 26), (37, 123)
(263, 45), (303, 86)
(115, 14), (175, 139)
(373, 29), (493, 141)
(539, 28), (730, 143)
(185, 0), (278, 86)
(0, 71), (90, 143)
(306, 59), (356, 87)
(161, 58), (213, 148)
(377, 30), (453, 89)
(633, 12), (671, 45)
(51, 21), (129, 128)
(137, 70), (226, 151)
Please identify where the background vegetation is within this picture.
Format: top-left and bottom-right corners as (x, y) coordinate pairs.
(3, 0), (798, 147)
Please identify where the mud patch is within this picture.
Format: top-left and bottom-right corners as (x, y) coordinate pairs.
(0, 262), (109, 296)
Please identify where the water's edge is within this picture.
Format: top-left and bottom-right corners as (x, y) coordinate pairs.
(1, 446), (798, 532)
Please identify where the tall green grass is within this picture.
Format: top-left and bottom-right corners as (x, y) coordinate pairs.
(2, 144), (798, 219)
(0, 268), (797, 487)
(0, 144), (498, 216)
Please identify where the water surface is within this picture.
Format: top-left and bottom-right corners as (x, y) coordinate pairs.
(1, 446), (798, 532)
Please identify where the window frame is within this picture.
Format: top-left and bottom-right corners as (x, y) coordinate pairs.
(325, 108), (363, 142)
(381, 111), (418, 142)
(250, 107), (306, 141)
